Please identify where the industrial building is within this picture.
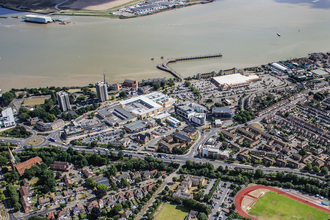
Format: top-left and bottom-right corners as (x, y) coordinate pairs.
(174, 102), (207, 126)
(24, 15), (52, 23)
(95, 81), (109, 102)
(211, 73), (260, 90)
(212, 107), (234, 119)
(56, 91), (71, 112)
(271, 62), (288, 73)
(0, 108), (16, 128)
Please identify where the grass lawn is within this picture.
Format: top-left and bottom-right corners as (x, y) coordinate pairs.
(23, 98), (48, 106)
(248, 191), (330, 220)
(252, 123), (263, 131)
(156, 204), (189, 220)
(68, 89), (81, 93)
(29, 177), (39, 185)
(27, 138), (44, 146)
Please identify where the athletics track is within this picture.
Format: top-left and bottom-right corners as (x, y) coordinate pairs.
(234, 185), (330, 220)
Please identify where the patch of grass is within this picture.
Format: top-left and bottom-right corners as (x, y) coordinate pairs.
(252, 123), (263, 131)
(156, 204), (189, 220)
(29, 177), (39, 185)
(23, 98), (48, 106)
(67, 89), (81, 93)
(205, 129), (210, 132)
(27, 138), (44, 146)
(248, 191), (330, 220)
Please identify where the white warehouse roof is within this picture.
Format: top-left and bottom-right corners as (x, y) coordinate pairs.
(212, 73), (260, 86)
(271, 63), (287, 72)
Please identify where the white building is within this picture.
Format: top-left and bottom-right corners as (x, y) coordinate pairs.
(271, 63), (288, 72)
(174, 102), (207, 126)
(56, 91), (71, 112)
(0, 108), (16, 128)
(96, 81), (109, 102)
(202, 148), (230, 159)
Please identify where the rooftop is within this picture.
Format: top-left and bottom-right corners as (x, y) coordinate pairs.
(212, 73), (260, 86)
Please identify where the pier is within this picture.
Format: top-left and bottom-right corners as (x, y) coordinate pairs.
(156, 53), (222, 81)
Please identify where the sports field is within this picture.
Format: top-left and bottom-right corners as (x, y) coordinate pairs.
(248, 191), (330, 220)
(156, 204), (189, 220)
(23, 98), (47, 106)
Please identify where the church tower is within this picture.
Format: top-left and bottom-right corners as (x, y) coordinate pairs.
(8, 146), (17, 170)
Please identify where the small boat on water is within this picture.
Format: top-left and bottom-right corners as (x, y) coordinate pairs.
(151, 58), (154, 60)
(277, 33), (281, 37)
(0, 16), (7, 19)
(161, 56), (164, 59)
(12, 16), (21, 18)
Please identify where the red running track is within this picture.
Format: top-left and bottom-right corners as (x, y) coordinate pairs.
(234, 186), (330, 220)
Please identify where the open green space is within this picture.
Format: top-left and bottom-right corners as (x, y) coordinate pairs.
(156, 204), (189, 220)
(248, 191), (330, 220)
(23, 98), (48, 106)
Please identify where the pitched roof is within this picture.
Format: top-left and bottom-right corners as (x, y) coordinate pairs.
(16, 157), (42, 174)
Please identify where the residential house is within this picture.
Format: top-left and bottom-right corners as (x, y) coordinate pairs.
(98, 199), (104, 209)
(20, 196), (33, 213)
(314, 148), (324, 155)
(130, 172), (141, 181)
(116, 193), (126, 203)
(282, 147), (291, 155)
(57, 209), (71, 220)
(237, 153), (250, 161)
(104, 196), (116, 208)
(19, 186), (30, 197)
(250, 155), (262, 163)
(292, 153), (302, 161)
(276, 159), (287, 167)
(23, 178), (30, 186)
(288, 160), (301, 169)
(117, 172), (131, 181)
(263, 157), (274, 166)
(86, 200), (99, 213)
(125, 191), (134, 201)
(221, 130), (235, 141)
(249, 140), (260, 148)
(171, 132), (192, 144)
(122, 210), (133, 219)
(52, 195), (63, 204)
(72, 204), (86, 217)
(312, 158), (325, 167)
(47, 212), (55, 220)
(27, 117), (39, 125)
(50, 161), (73, 172)
(250, 151), (266, 157)
(137, 133), (152, 144)
(297, 141), (308, 149)
(147, 184), (156, 192)
(82, 167), (93, 178)
(163, 136), (173, 143)
(158, 140), (173, 152)
(63, 174), (74, 187)
(266, 153), (277, 159)
(230, 143), (241, 152)
(264, 145), (276, 152)
(74, 186), (84, 194)
(38, 198), (50, 206)
(150, 170), (158, 177)
(141, 170), (151, 180)
(63, 190), (75, 198)
(134, 188), (144, 199)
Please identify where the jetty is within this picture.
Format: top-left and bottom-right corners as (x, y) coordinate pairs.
(157, 53), (222, 81)
(0, 16), (8, 19)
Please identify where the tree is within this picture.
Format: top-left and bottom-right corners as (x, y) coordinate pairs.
(135, 177), (142, 184)
(14, 202), (22, 211)
(254, 169), (264, 178)
(97, 184), (108, 191)
(321, 166), (329, 175)
(216, 211), (220, 216)
(242, 158), (247, 163)
(172, 177), (177, 182)
(119, 91), (128, 99)
(118, 151), (124, 159)
(19, 113), (29, 121)
(2, 91), (15, 106)
(121, 178), (130, 188)
(197, 212), (208, 220)
(305, 163), (313, 171)
(113, 203), (122, 214)
(0, 156), (8, 166)
(91, 207), (101, 219)
(185, 81), (191, 87)
(60, 203), (66, 208)
(55, 171), (62, 179)
(95, 189), (107, 199)
(313, 166), (320, 173)
(38, 170), (55, 193)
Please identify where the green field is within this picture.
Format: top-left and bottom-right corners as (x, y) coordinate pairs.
(156, 204), (189, 220)
(248, 191), (330, 220)
(23, 98), (47, 106)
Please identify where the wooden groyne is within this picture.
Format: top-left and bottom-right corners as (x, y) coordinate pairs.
(157, 53), (222, 81)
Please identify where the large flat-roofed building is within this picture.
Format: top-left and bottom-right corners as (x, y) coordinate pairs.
(271, 62), (288, 72)
(144, 92), (176, 108)
(56, 91), (71, 112)
(212, 73), (260, 90)
(212, 107), (234, 119)
(96, 81), (109, 102)
(124, 120), (148, 133)
(174, 102), (207, 126)
(24, 14), (52, 23)
(36, 119), (64, 131)
(0, 107), (16, 128)
(120, 95), (164, 119)
(98, 105), (137, 126)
